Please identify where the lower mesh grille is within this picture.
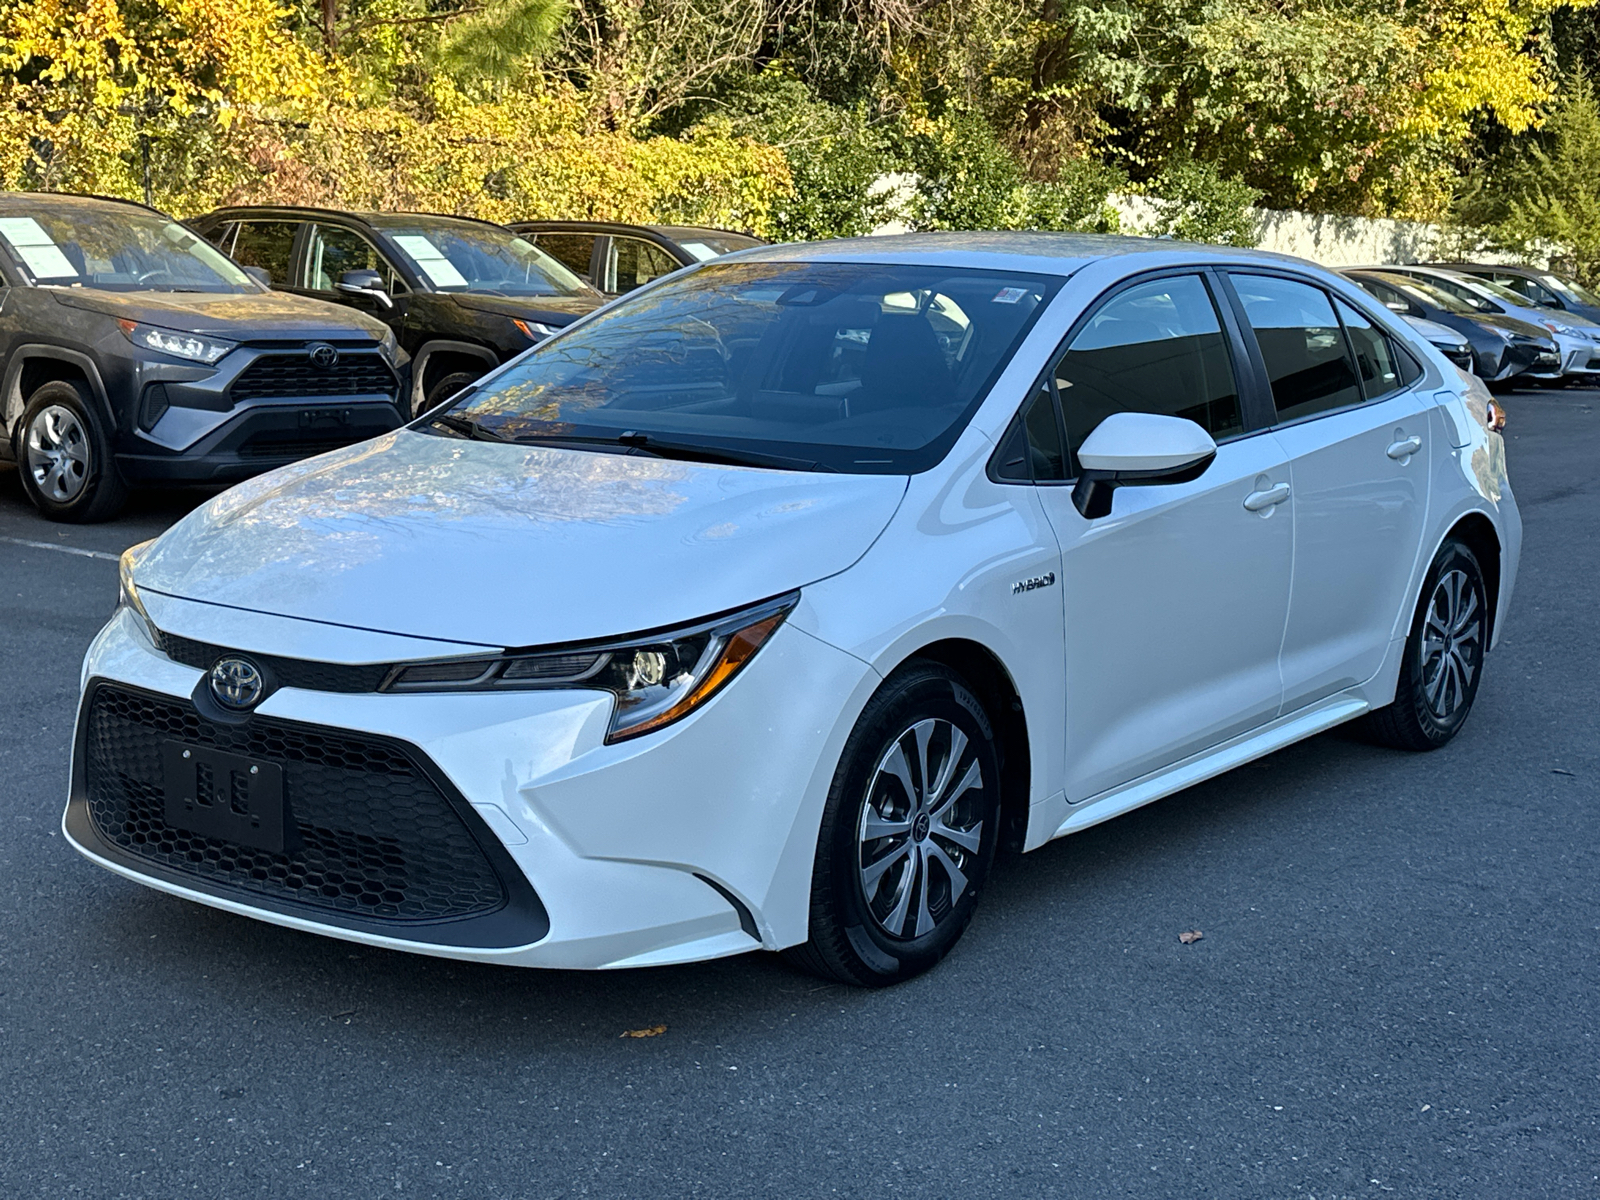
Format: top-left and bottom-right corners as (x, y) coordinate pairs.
(82, 685), (507, 922)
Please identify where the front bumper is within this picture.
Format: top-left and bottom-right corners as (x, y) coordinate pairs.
(65, 604), (874, 968)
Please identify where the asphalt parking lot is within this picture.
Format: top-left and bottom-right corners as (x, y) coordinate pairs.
(2, 390), (1597, 1199)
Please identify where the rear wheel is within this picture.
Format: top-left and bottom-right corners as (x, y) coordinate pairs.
(785, 663), (1001, 986)
(16, 381), (128, 523)
(1363, 539), (1488, 751)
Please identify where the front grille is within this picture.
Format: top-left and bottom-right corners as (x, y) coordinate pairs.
(82, 685), (506, 922)
(231, 351), (397, 403)
(153, 628), (392, 693)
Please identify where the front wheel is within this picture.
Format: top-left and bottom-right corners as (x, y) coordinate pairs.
(16, 381), (128, 523)
(1362, 539), (1488, 751)
(785, 663), (1001, 986)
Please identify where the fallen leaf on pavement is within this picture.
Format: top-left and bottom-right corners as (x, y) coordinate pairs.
(1178, 930), (1203, 945)
(620, 1024), (667, 1038)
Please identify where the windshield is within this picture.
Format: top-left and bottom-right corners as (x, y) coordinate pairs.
(1416, 273), (1500, 313)
(378, 222), (596, 298)
(1546, 273), (1600, 307)
(0, 207), (256, 293)
(433, 260), (1061, 473)
(675, 233), (763, 261)
(1381, 275), (1477, 315)
(1467, 275), (1546, 309)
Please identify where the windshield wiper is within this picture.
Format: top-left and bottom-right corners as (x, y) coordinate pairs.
(428, 413), (510, 442)
(510, 432), (834, 472)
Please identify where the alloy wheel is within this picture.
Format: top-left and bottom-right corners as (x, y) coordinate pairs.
(25, 404), (91, 503)
(1420, 568), (1483, 720)
(857, 717), (985, 940)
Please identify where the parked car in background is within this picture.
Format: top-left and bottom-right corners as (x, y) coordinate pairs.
(1377, 265), (1600, 382)
(1420, 262), (1600, 326)
(1343, 270), (1558, 385)
(0, 193), (408, 523)
(192, 208), (606, 414)
(1400, 314), (1474, 373)
(511, 221), (765, 296)
(80, 234), (1518, 986)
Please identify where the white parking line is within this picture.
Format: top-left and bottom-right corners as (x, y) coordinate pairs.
(0, 535), (120, 563)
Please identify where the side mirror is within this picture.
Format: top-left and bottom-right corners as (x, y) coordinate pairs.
(243, 265), (272, 288)
(337, 268), (393, 309)
(1071, 412), (1217, 519)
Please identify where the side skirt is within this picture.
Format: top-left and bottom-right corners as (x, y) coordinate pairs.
(1050, 694), (1370, 841)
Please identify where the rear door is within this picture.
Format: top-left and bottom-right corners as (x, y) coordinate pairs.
(1023, 271), (1295, 800)
(1225, 272), (1431, 712)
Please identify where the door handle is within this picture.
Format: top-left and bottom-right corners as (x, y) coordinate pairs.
(1386, 435), (1422, 460)
(1243, 482), (1291, 512)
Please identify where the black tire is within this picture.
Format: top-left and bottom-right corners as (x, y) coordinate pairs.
(1362, 539), (1489, 751)
(785, 663), (1002, 987)
(15, 380), (128, 523)
(422, 370), (481, 416)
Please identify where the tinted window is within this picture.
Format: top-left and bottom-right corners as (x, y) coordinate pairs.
(1412, 273), (1498, 313)
(1351, 276), (1418, 317)
(534, 232), (597, 278)
(994, 385), (1066, 482)
(440, 261), (1060, 474)
(1233, 274), (1362, 422)
(306, 225), (398, 292)
(231, 220), (299, 286)
(1337, 299), (1403, 400)
(1490, 273), (1560, 307)
(1052, 274), (1241, 471)
(608, 237), (680, 293)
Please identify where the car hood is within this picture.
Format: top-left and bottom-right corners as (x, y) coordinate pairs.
(51, 288), (391, 340)
(1402, 315), (1468, 346)
(1470, 312), (1554, 341)
(450, 292), (603, 324)
(137, 429), (908, 647)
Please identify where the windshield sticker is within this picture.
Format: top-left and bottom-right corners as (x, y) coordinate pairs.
(678, 241), (719, 262)
(992, 286), (1028, 304)
(392, 234), (469, 288)
(0, 217), (79, 280)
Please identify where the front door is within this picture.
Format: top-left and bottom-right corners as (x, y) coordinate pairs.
(1227, 273), (1432, 711)
(297, 223), (409, 334)
(1027, 273), (1295, 801)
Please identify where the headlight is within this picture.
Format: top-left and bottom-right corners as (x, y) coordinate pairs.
(382, 593), (797, 743)
(1545, 321), (1584, 338)
(117, 539), (158, 638)
(117, 319), (235, 365)
(512, 318), (562, 341)
(1490, 326), (1515, 343)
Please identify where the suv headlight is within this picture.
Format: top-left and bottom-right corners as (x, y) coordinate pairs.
(382, 593), (797, 743)
(117, 319), (235, 365)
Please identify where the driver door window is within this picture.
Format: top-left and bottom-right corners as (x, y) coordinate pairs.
(606, 238), (679, 294)
(304, 225), (404, 294)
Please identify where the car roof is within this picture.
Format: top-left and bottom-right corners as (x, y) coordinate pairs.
(718, 231), (1335, 279)
(0, 191), (171, 219)
(201, 205), (515, 236)
(511, 219), (763, 242)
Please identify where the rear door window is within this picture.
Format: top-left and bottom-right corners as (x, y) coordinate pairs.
(1336, 299), (1405, 400)
(1052, 274), (1243, 473)
(229, 221), (301, 286)
(1231, 274), (1362, 422)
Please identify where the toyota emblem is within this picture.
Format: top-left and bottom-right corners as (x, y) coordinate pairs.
(308, 343), (340, 368)
(209, 657), (265, 710)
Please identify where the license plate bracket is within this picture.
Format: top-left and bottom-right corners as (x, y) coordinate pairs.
(162, 741), (286, 854)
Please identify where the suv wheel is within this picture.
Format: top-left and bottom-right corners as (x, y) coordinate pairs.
(785, 663), (1001, 986)
(17, 381), (128, 523)
(1363, 539), (1488, 750)
(423, 371), (480, 416)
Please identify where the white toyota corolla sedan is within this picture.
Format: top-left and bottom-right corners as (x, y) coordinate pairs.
(69, 234), (1519, 986)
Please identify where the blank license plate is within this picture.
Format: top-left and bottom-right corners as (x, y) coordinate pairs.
(162, 741), (286, 854)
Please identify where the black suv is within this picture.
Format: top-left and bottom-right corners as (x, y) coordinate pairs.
(192, 208), (606, 414)
(511, 221), (763, 296)
(0, 193), (409, 522)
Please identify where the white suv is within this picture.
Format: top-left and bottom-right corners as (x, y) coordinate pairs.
(69, 234), (1519, 986)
